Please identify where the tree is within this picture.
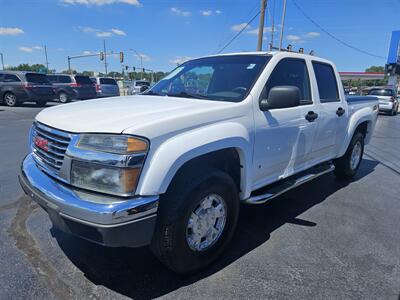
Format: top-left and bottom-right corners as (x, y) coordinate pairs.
(80, 71), (94, 77)
(7, 63), (48, 73)
(365, 66), (384, 73)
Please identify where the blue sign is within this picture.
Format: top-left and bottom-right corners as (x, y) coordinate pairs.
(387, 30), (400, 65)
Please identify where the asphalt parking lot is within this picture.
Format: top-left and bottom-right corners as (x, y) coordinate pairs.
(0, 103), (399, 299)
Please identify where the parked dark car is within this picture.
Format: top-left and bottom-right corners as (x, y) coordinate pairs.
(90, 77), (120, 98)
(0, 71), (55, 107)
(47, 74), (96, 103)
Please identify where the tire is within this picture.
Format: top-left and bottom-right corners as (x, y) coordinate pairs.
(35, 100), (47, 107)
(58, 92), (69, 103)
(151, 168), (239, 274)
(390, 107), (395, 116)
(333, 132), (364, 179)
(3, 92), (18, 107)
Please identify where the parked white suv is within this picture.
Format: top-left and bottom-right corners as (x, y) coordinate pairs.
(20, 51), (378, 274)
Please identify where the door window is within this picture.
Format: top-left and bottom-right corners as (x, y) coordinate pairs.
(312, 62), (339, 102)
(264, 58), (312, 105)
(4, 74), (21, 82)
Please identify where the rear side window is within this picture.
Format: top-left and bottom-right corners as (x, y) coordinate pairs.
(4, 74), (21, 82)
(100, 78), (117, 85)
(368, 89), (394, 96)
(58, 75), (72, 83)
(75, 76), (93, 85)
(47, 75), (58, 83)
(312, 62), (339, 102)
(25, 73), (51, 84)
(264, 58), (312, 104)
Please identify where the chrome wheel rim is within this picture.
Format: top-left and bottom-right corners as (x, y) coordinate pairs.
(5, 94), (16, 106)
(59, 93), (67, 103)
(186, 194), (227, 252)
(350, 141), (362, 170)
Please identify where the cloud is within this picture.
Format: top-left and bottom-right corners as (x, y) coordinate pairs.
(111, 28), (126, 36)
(0, 27), (24, 36)
(96, 31), (112, 37)
(169, 56), (192, 65)
(286, 34), (304, 44)
(215, 10), (222, 14)
(62, 0), (141, 7)
(134, 53), (151, 62)
(32, 46), (43, 50)
(83, 50), (92, 55)
(80, 26), (96, 33)
(18, 47), (33, 52)
(304, 31), (320, 38)
(246, 26), (277, 35)
(170, 7), (191, 17)
(231, 23), (250, 32)
(200, 10), (212, 16)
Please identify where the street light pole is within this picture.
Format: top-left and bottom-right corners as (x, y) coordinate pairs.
(130, 48), (143, 79)
(67, 56), (71, 74)
(279, 0), (287, 51)
(103, 40), (108, 75)
(44, 45), (49, 72)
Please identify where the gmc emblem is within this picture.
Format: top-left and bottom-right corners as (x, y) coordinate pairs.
(34, 136), (49, 151)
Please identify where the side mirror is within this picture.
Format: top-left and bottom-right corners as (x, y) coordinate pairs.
(259, 86), (301, 111)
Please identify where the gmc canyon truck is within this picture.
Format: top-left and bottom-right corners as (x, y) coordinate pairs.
(19, 52), (378, 274)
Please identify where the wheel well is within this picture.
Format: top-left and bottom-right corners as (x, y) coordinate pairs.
(171, 148), (242, 193)
(355, 121), (369, 138)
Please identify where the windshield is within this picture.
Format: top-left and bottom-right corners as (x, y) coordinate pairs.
(368, 89), (394, 96)
(135, 81), (149, 86)
(146, 55), (270, 102)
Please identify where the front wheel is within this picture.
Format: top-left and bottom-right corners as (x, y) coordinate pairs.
(333, 132), (364, 179)
(3, 92), (18, 107)
(58, 92), (69, 103)
(151, 168), (239, 274)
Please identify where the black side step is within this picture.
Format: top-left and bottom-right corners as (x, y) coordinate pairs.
(244, 162), (335, 205)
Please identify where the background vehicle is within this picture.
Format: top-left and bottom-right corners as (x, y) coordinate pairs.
(47, 74), (96, 103)
(128, 80), (150, 94)
(20, 52), (378, 274)
(368, 87), (398, 115)
(90, 77), (120, 98)
(0, 71), (55, 107)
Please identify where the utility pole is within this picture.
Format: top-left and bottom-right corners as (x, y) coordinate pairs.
(67, 56), (71, 74)
(270, 0), (275, 50)
(130, 49), (143, 79)
(44, 45), (49, 72)
(103, 40), (108, 75)
(257, 0), (267, 51)
(0, 53), (4, 70)
(279, 0), (287, 50)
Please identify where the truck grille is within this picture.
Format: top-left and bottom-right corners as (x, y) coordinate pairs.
(31, 123), (71, 171)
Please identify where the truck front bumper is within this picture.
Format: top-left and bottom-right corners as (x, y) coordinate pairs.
(19, 154), (159, 247)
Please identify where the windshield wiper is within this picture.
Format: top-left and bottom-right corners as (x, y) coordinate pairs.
(167, 92), (208, 100)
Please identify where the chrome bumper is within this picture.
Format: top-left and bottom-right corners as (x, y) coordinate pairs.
(19, 154), (159, 247)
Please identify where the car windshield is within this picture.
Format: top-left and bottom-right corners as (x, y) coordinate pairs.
(26, 73), (51, 84)
(368, 89), (394, 96)
(145, 55), (270, 102)
(135, 81), (149, 86)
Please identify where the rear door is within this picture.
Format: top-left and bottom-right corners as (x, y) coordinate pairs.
(253, 57), (319, 187)
(310, 61), (347, 161)
(75, 76), (96, 99)
(99, 78), (119, 96)
(25, 73), (54, 97)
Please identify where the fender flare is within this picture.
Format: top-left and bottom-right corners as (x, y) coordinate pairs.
(136, 122), (252, 199)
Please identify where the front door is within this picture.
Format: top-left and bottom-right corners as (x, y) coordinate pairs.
(253, 58), (318, 189)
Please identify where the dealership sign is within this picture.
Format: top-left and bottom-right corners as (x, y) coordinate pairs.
(387, 30), (400, 65)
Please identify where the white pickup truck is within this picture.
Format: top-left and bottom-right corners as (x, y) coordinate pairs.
(20, 51), (378, 274)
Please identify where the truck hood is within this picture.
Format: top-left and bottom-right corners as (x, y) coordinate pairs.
(36, 95), (241, 138)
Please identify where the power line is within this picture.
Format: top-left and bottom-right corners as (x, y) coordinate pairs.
(291, 0), (386, 60)
(216, 9), (261, 54)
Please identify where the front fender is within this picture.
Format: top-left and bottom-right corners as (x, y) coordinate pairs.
(337, 107), (376, 157)
(136, 122), (252, 199)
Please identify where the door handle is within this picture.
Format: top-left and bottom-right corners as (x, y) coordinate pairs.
(336, 107), (345, 116)
(305, 111), (318, 122)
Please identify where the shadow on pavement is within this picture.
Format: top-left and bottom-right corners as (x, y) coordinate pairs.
(52, 159), (378, 299)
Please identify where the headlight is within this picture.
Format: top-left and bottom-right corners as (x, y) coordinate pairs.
(76, 134), (148, 154)
(71, 160), (140, 195)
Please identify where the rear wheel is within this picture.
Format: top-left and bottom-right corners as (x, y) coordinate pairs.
(35, 100), (47, 107)
(3, 92), (17, 107)
(151, 168), (239, 274)
(58, 92), (69, 103)
(333, 132), (364, 179)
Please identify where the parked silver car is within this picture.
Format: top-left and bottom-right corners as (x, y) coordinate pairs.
(90, 77), (120, 98)
(128, 80), (150, 95)
(368, 87), (399, 116)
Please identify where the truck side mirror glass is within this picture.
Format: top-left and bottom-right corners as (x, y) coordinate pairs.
(259, 86), (301, 111)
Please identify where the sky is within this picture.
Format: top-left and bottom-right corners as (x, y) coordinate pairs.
(0, 0), (399, 73)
